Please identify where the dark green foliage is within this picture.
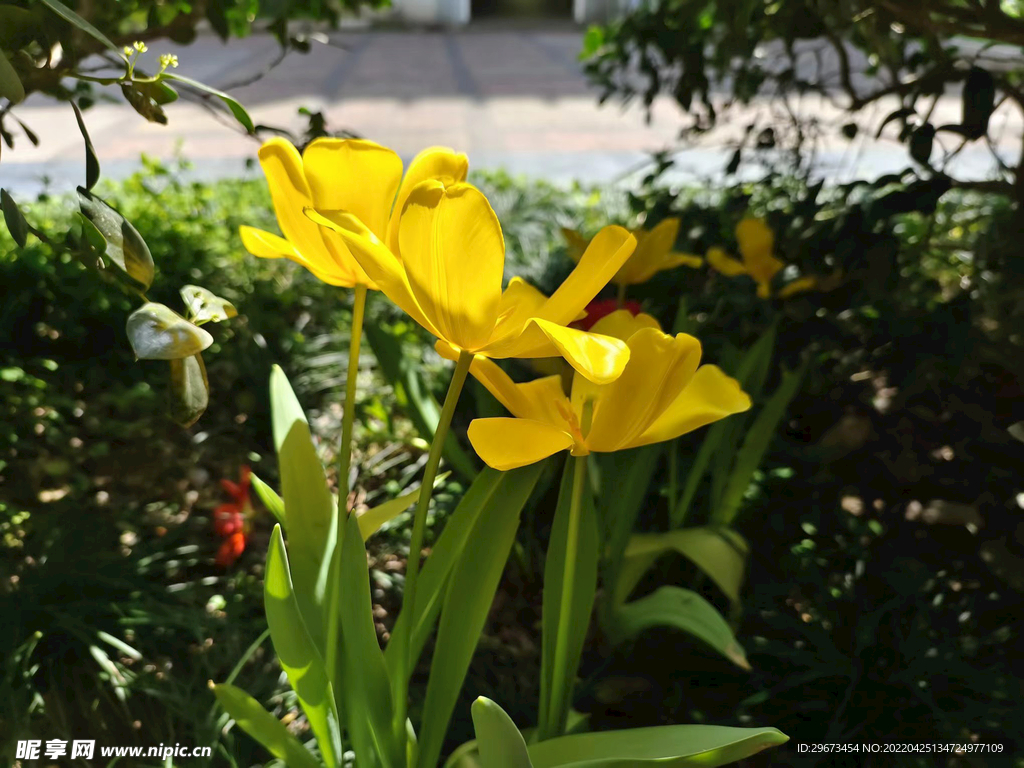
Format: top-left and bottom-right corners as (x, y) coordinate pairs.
(551, 172), (1024, 764)
(3, 163), (1022, 766)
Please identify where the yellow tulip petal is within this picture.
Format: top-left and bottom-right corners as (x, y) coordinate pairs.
(306, 208), (442, 337)
(435, 339), (460, 363)
(777, 275), (819, 298)
(463, 354), (570, 426)
(561, 227), (591, 264)
(467, 418), (574, 470)
(239, 225), (358, 287)
(389, 146), (469, 250)
(619, 218), (681, 284)
(463, 354), (531, 417)
(399, 182), (504, 352)
(663, 251), (705, 269)
(736, 218), (774, 261)
(258, 138), (330, 265)
(736, 218), (783, 284)
(491, 277), (550, 337)
(531, 319), (630, 384)
(632, 364), (752, 447)
(643, 217), (681, 253)
(317, 228), (377, 288)
(302, 138), (403, 241)
(749, 254), (785, 288)
(239, 225), (297, 260)
(588, 309), (662, 341)
(707, 247), (748, 277)
(539, 225), (636, 325)
(585, 328), (702, 452)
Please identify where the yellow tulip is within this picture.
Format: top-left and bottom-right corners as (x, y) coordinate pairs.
(307, 182), (639, 384)
(707, 217), (821, 299)
(563, 218), (702, 287)
(239, 137), (469, 288)
(455, 310), (752, 470)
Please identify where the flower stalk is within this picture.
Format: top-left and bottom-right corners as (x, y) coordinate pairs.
(392, 348), (474, 748)
(338, 284), (368, 508)
(326, 283), (368, 715)
(543, 453), (588, 740)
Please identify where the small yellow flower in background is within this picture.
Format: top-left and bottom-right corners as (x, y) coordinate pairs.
(563, 217), (702, 287)
(707, 217), (823, 299)
(240, 137), (468, 288)
(309, 183), (639, 385)
(455, 309), (751, 470)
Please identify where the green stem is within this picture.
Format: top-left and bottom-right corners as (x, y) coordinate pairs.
(326, 284), (367, 714)
(392, 348), (473, 752)
(545, 454), (588, 739)
(668, 440), (679, 522)
(616, 282), (627, 307)
(337, 284), (367, 508)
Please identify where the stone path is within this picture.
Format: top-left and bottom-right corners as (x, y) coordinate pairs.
(2, 28), (1019, 193)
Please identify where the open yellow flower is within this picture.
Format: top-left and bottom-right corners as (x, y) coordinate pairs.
(563, 218), (702, 286)
(455, 310), (752, 470)
(239, 137), (468, 288)
(707, 217), (820, 299)
(307, 182), (638, 384)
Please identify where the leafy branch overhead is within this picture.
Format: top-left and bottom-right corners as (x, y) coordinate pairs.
(583, 0), (1023, 199)
(0, 0), (389, 159)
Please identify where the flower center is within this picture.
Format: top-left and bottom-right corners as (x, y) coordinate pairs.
(556, 398), (594, 455)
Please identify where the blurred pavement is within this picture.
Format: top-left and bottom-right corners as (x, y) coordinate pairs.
(2, 28), (1020, 193)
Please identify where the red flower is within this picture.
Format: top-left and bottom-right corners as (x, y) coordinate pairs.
(213, 465), (252, 567)
(213, 505), (244, 537)
(572, 298), (642, 331)
(216, 532), (246, 567)
(219, 465), (251, 506)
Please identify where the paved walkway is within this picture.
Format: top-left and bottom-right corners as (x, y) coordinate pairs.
(2, 29), (1019, 193)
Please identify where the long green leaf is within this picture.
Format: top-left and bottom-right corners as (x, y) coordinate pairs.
(272, 367), (336, 652)
(596, 444), (662, 593)
(0, 49), (24, 104)
(1, 189), (29, 247)
(715, 360), (808, 526)
(615, 528), (748, 607)
(416, 462), (546, 768)
(212, 683), (321, 768)
(540, 457), (599, 738)
(364, 322), (477, 479)
(357, 471), (449, 541)
(162, 73), (254, 132)
(270, 364), (308, 453)
(37, 0), (119, 51)
(610, 586), (749, 670)
(78, 188), (155, 290)
(126, 303), (211, 360)
(248, 471), (449, 540)
(338, 511), (403, 768)
(264, 526), (339, 767)
(385, 468), (522, 690)
(472, 697), (533, 768)
(168, 353), (209, 428)
(250, 472), (285, 526)
(71, 101), (100, 190)
(527, 723), (788, 767)
(740, 322), (778, 402)
(674, 325), (776, 527)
